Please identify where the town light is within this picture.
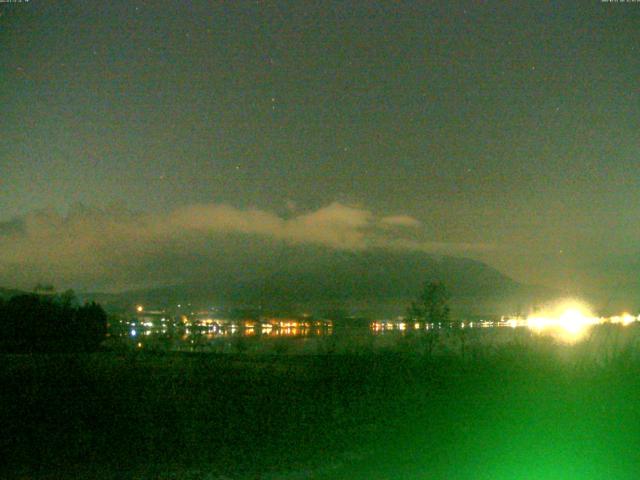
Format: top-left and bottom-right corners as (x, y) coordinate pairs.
(508, 299), (638, 343)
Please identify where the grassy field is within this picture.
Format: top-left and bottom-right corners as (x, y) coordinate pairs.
(2, 328), (640, 479)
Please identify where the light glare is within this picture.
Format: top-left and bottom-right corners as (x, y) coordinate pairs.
(504, 299), (637, 343)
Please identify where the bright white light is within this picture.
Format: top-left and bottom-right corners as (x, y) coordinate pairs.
(525, 300), (598, 342)
(500, 300), (638, 344)
(610, 313), (637, 326)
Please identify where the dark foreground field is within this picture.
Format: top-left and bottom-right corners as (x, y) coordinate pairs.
(2, 336), (640, 479)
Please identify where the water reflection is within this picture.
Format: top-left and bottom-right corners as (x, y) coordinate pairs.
(109, 318), (336, 352)
(108, 305), (639, 354)
(369, 320), (504, 333)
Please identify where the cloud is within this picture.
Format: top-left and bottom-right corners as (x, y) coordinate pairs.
(380, 215), (422, 228)
(0, 202), (490, 291)
(387, 238), (496, 255)
(285, 199), (297, 212)
(163, 202), (372, 249)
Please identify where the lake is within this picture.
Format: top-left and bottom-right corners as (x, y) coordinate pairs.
(106, 318), (640, 363)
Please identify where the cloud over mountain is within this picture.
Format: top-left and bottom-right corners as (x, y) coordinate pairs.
(380, 215), (422, 228)
(0, 202), (491, 291)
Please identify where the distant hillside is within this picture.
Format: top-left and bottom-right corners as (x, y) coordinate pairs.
(0, 287), (27, 300)
(80, 247), (557, 317)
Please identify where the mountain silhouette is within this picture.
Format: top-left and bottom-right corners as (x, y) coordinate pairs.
(80, 246), (556, 317)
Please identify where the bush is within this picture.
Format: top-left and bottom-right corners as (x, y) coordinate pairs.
(0, 293), (107, 353)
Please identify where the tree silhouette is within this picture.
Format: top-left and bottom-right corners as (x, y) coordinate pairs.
(75, 301), (108, 352)
(408, 280), (451, 325)
(0, 292), (107, 353)
(406, 281), (451, 357)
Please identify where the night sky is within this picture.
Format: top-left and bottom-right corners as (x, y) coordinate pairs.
(0, 1), (638, 297)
